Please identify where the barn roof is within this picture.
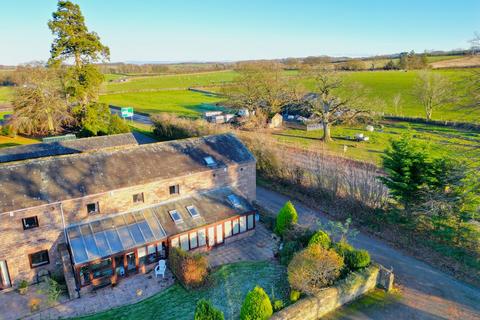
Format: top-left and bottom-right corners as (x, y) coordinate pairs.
(0, 133), (138, 164)
(0, 133), (255, 213)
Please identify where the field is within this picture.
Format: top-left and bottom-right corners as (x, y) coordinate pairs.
(99, 68), (479, 123)
(0, 87), (13, 104)
(77, 261), (289, 320)
(274, 120), (480, 165)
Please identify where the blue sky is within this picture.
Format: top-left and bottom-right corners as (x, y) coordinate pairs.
(1, 0), (479, 65)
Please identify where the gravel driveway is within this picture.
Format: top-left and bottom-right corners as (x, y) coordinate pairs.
(257, 186), (480, 320)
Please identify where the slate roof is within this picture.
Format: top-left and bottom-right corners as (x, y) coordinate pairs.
(0, 133), (138, 164)
(0, 133), (255, 213)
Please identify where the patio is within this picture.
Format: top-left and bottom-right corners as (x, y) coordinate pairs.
(0, 223), (278, 320)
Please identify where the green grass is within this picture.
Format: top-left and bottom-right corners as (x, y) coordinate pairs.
(99, 90), (225, 117)
(323, 288), (402, 320)
(0, 135), (38, 149)
(301, 69), (478, 123)
(0, 87), (13, 104)
(275, 120), (480, 165)
(102, 70), (237, 94)
(0, 111), (11, 120)
(77, 261), (289, 320)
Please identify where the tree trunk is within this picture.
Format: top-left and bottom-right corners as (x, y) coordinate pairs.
(322, 121), (332, 142)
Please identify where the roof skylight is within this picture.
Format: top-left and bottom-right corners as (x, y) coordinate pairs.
(169, 210), (183, 224)
(186, 205), (200, 218)
(204, 156), (216, 166)
(227, 194), (242, 208)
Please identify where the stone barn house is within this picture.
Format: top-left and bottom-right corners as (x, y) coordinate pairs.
(0, 133), (256, 295)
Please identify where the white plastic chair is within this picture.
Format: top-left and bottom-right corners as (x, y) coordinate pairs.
(155, 259), (166, 278)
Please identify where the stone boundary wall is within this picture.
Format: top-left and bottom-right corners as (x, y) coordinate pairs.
(271, 264), (394, 320)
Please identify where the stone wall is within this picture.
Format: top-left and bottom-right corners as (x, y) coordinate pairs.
(0, 161), (256, 286)
(271, 265), (394, 320)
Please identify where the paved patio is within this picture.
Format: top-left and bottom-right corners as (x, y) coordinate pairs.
(0, 222), (278, 320)
(207, 223), (278, 267)
(4, 269), (175, 320)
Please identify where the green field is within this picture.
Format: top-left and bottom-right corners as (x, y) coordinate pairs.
(0, 87), (13, 104)
(301, 69), (477, 122)
(77, 261), (289, 320)
(102, 70), (237, 94)
(100, 90), (225, 117)
(275, 120), (480, 165)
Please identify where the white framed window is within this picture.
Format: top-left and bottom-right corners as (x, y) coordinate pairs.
(169, 210), (183, 224)
(186, 205), (200, 218)
(190, 231), (198, 249)
(232, 219), (240, 234)
(198, 229), (206, 247)
(247, 214), (254, 230)
(240, 216), (247, 233)
(180, 234), (189, 251)
(224, 221), (232, 238)
(171, 237), (179, 248)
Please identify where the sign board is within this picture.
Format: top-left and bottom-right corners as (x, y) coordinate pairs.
(121, 107), (134, 118)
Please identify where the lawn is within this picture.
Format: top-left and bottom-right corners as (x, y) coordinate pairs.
(77, 261), (289, 320)
(0, 86), (13, 104)
(99, 90), (225, 117)
(301, 69), (478, 123)
(100, 68), (479, 123)
(0, 135), (38, 149)
(274, 120), (480, 165)
(101, 70), (237, 94)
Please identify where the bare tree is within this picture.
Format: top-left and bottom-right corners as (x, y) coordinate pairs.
(469, 32), (480, 55)
(10, 65), (72, 136)
(301, 71), (372, 142)
(413, 71), (455, 121)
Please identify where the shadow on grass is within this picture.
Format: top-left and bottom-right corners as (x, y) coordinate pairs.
(0, 143), (20, 148)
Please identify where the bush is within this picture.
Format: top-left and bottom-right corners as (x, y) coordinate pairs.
(46, 278), (62, 305)
(288, 246), (344, 294)
(274, 201), (298, 237)
(80, 103), (130, 136)
(279, 241), (302, 266)
(18, 279), (28, 295)
(289, 290), (301, 302)
(308, 230), (331, 249)
(240, 286), (273, 320)
(194, 299), (224, 320)
(273, 299), (284, 311)
(168, 247), (208, 289)
(345, 249), (371, 270)
(333, 239), (354, 258)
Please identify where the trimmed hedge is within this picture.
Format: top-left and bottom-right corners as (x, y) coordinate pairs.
(275, 201), (298, 236)
(345, 249), (371, 270)
(194, 299), (224, 320)
(308, 230), (331, 249)
(168, 247), (208, 289)
(333, 240), (354, 258)
(240, 286), (273, 320)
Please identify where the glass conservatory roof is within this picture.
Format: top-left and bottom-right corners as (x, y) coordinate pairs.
(67, 208), (167, 265)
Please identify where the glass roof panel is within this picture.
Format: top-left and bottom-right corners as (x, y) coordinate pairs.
(94, 232), (112, 257)
(104, 228), (123, 253)
(117, 226), (135, 249)
(128, 223), (145, 245)
(83, 233), (100, 261)
(144, 210), (167, 239)
(69, 237), (88, 264)
(134, 212), (155, 242)
(91, 220), (103, 233)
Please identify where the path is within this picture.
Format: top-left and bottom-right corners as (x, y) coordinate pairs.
(110, 107), (153, 125)
(256, 186), (480, 320)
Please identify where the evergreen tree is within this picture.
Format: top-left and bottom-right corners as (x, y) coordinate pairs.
(240, 286), (273, 320)
(275, 201), (298, 236)
(379, 135), (432, 209)
(194, 299), (224, 320)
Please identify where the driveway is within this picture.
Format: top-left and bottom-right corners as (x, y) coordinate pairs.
(256, 186), (480, 320)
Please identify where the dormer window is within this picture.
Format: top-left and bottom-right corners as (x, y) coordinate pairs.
(169, 210), (183, 224)
(186, 205), (200, 218)
(227, 194), (242, 208)
(204, 156), (216, 166)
